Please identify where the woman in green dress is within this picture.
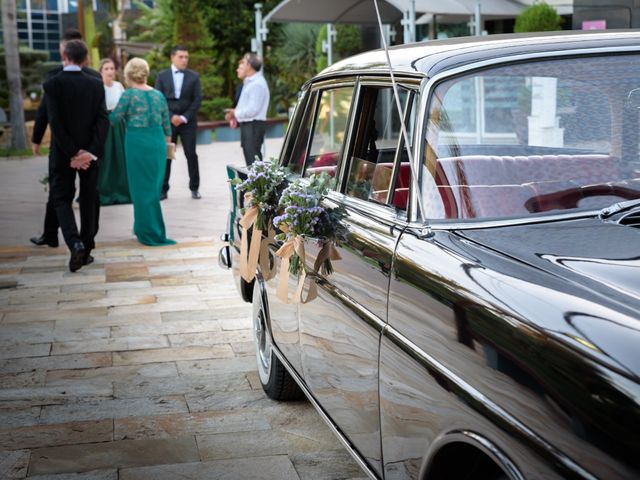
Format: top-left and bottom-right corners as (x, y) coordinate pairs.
(110, 58), (176, 246)
(98, 58), (130, 205)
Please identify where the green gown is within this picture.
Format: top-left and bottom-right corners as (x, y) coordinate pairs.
(98, 115), (131, 205)
(110, 89), (176, 246)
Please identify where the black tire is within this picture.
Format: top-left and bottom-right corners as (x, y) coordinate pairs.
(252, 284), (304, 401)
(240, 277), (254, 302)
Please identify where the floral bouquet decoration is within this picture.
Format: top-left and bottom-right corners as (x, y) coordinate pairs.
(232, 159), (288, 282)
(273, 173), (344, 303)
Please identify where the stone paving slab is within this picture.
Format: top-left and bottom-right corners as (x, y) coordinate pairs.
(114, 410), (271, 440)
(112, 345), (234, 366)
(0, 449), (30, 479)
(39, 396), (189, 424)
(0, 420), (113, 450)
(45, 363), (179, 388)
(1, 352), (112, 375)
(112, 372), (251, 398)
(29, 436), (200, 476)
(119, 457), (300, 480)
(26, 470), (117, 480)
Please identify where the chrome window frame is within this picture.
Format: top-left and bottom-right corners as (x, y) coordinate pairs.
(299, 78), (358, 179)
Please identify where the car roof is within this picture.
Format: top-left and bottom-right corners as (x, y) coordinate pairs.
(315, 30), (640, 81)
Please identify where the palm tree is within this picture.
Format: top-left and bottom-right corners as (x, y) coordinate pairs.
(1, 0), (28, 150)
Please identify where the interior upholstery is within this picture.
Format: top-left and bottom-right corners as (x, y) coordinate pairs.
(434, 154), (627, 218)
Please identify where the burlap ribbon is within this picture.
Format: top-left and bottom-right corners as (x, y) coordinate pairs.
(239, 193), (278, 282)
(259, 228), (277, 281)
(275, 237), (341, 304)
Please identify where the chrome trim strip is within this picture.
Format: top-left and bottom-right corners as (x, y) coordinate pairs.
(326, 191), (409, 226)
(424, 209), (602, 231)
(337, 78), (361, 188)
(271, 346), (379, 480)
(382, 325), (597, 480)
(411, 44), (640, 225)
(312, 70), (425, 84)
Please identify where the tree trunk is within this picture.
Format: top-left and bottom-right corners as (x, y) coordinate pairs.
(83, 0), (100, 68)
(1, 0), (28, 150)
(112, 0), (126, 69)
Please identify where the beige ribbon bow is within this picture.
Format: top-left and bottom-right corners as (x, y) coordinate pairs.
(275, 237), (342, 304)
(239, 193), (262, 282)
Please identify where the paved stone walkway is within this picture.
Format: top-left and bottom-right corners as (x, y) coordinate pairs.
(0, 141), (364, 479)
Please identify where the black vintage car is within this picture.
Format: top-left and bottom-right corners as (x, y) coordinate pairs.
(221, 31), (640, 479)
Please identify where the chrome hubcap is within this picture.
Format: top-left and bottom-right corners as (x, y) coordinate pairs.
(254, 307), (271, 378)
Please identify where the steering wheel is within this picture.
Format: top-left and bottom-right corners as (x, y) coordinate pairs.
(525, 184), (640, 213)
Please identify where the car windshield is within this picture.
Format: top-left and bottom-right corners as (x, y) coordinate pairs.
(422, 54), (640, 220)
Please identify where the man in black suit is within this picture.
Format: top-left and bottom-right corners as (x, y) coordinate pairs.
(155, 45), (203, 200)
(30, 28), (102, 248)
(44, 40), (108, 272)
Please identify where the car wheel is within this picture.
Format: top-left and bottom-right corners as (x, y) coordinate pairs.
(252, 285), (303, 401)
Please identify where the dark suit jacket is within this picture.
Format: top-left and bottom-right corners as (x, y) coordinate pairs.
(43, 70), (109, 165)
(32, 66), (102, 144)
(154, 68), (202, 124)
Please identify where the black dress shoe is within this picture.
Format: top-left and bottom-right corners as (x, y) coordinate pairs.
(191, 190), (201, 199)
(83, 254), (94, 266)
(69, 242), (86, 273)
(30, 235), (59, 248)
(160, 192), (168, 201)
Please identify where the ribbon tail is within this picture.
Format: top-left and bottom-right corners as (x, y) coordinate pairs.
(276, 255), (292, 303)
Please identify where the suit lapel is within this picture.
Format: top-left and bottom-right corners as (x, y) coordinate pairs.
(180, 71), (190, 97)
(168, 70), (177, 99)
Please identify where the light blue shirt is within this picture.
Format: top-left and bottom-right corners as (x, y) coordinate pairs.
(235, 71), (270, 123)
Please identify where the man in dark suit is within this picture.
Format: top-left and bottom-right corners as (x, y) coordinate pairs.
(155, 45), (203, 200)
(44, 39), (108, 272)
(30, 28), (102, 248)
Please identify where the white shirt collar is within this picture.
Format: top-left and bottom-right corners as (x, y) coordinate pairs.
(171, 65), (184, 74)
(63, 65), (82, 71)
(244, 70), (262, 85)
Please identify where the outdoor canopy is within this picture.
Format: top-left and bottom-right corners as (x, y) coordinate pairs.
(389, 0), (524, 17)
(263, 0), (404, 24)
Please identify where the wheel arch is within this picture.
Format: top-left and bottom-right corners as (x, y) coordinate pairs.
(420, 430), (524, 480)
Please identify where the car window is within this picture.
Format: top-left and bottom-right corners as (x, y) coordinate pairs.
(301, 87), (354, 178)
(422, 54), (640, 220)
(345, 86), (416, 210)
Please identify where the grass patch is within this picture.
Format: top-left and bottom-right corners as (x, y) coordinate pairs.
(0, 146), (49, 158)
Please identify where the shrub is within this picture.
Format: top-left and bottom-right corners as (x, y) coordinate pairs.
(199, 97), (232, 121)
(514, 2), (562, 33)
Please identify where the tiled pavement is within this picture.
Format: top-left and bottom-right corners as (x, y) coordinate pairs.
(0, 141), (365, 479)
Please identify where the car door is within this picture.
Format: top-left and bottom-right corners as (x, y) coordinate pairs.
(259, 86), (320, 377)
(299, 78), (419, 476)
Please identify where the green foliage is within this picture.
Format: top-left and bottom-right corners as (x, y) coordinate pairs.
(200, 97), (233, 121)
(0, 47), (49, 109)
(131, 0), (176, 80)
(197, 0), (281, 98)
(514, 2), (562, 33)
(266, 23), (320, 115)
(316, 24), (363, 73)
(133, 0), (225, 119)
